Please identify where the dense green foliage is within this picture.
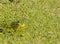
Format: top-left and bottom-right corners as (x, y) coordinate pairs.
(0, 0), (60, 44)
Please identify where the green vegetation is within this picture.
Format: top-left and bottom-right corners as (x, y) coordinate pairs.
(0, 0), (60, 44)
